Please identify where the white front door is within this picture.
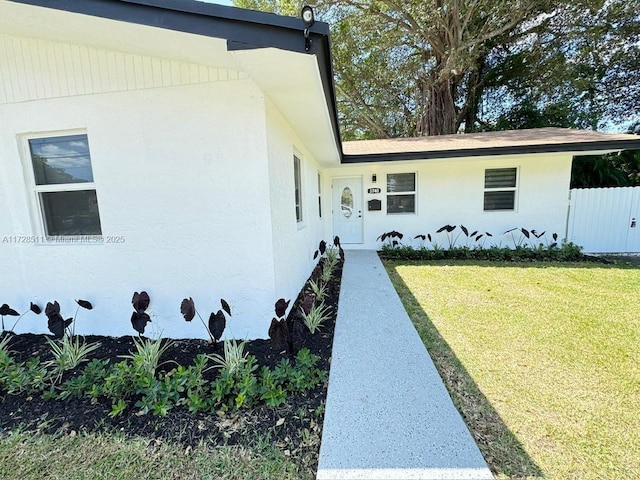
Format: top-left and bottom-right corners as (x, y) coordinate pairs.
(332, 177), (363, 244)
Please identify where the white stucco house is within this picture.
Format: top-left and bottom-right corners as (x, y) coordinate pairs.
(2, 0), (640, 339)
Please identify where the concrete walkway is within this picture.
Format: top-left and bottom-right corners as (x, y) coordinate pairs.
(317, 250), (493, 480)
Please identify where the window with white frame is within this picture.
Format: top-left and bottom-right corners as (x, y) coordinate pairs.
(28, 134), (102, 236)
(317, 171), (322, 218)
(294, 155), (303, 223)
(484, 167), (517, 211)
(387, 172), (416, 214)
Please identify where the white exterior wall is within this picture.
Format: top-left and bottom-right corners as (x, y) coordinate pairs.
(0, 34), (283, 339)
(265, 99), (325, 315)
(323, 153), (573, 249)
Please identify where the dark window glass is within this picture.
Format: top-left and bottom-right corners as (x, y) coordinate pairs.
(484, 191), (515, 211)
(317, 172), (322, 218)
(387, 173), (416, 213)
(387, 173), (415, 192)
(40, 190), (102, 236)
(294, 156), (302, 222)
(387, 194), (415, 214)
(484, 168), (516, 189)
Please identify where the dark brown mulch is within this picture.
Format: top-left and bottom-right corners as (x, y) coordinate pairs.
(0, 261), (342, 456)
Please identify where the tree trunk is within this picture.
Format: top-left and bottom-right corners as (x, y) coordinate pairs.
(461, 56), (486, 133)
(416, 71), (458, 136)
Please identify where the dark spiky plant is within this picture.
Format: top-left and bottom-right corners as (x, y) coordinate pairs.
(313, 240), (327, 260)
(45, 301), (73, 339)
(9, 302), (42, 332)
(0, 304), (19, 332)
(504, 227), (532, 248)
(377, 231), (403, 248)
(131, 291), (151, 336)
(180, 297), (230, 350)
(268, 298), (292, 353)
(436, 224), (458, 248)
(43, 299), (93, 339)
(71, 299), (93, 337)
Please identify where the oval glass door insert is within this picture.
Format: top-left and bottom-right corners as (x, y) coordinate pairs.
(341, 187), (353, 218)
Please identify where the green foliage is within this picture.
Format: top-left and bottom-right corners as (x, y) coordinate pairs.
(259, 366), (287, 407)
(234, 1), (638, 138)
(324, 247), (340, 269)
(109, 399), (127, 418)
(488, 0), (639, 132)
(0, 332), (327, 418)
(320, 260), (334, 283)
(57, 358), (110, 400)
(0, 334), (11, 354)
(0, 337), (50, 395)
(379, 242), (584, 262)
(258, 350), (326, 407)
(301, 303), (332, 334)
(307, 279), (327, 302)
(120, 336), (173, 376)
(495, 99), (584, 131)
(0, 355), (49, 395)
(207, 339), (248, 375)
(571, 150), (640, 188)
(45, 336), (101, 374)
(378, 226), (585, 262)
(232, 0), (303, 16)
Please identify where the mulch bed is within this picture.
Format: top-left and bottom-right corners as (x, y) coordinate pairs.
(0, 260), (342, 458)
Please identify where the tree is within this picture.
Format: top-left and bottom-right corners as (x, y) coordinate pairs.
(494, 100), (582, 131)
(234, 0), (639, 140)
(572, 150), (640, 188)
(233, 0), (301, 15)
(235, 0), (561, 138)
(486, 0), (640, 132)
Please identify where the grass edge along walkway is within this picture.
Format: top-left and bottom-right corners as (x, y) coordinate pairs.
(384, 259), (640, 480)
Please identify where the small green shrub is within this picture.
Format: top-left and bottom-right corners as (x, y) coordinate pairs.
(207, 339), (248, 375)
(121, 336), (173, 376)
(211, 355), (259, 411)
(0, 354), (49, 395)
(325, 246), (340, 267)
(45, 336), (101, 374)
(320, 260), (334, 283)
(301, 303), (332, 334)
(379, 241), (584, 262)
(308, 279), (327, 302)
(0, 337), (328, 418)
(57, 358), (110, 400)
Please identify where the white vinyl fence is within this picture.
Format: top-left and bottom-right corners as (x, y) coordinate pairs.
(567, 187), (640, 253)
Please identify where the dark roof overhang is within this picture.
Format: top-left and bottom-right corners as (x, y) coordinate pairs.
(342, 139), (640, 164)
(8, 0), (343, 159)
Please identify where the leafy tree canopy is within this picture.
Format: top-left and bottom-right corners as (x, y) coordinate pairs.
(234, 0), (640, 185)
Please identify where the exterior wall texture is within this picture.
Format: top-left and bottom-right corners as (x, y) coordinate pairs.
(0, 34), (281, 339)
(265, 99), (325, 322)
(323, 153), (573, 250)
(0, 30), (577, 339)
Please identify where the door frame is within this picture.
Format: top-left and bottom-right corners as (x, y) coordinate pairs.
(331, 176), (364, 244)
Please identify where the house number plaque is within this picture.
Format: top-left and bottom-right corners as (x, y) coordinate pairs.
(367, 187), (381, 194)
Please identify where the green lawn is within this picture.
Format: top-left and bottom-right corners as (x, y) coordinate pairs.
(384, 260), (640, 480)
(0, 429), (317, 480)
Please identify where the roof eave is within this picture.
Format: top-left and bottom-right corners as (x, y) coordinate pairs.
(7, 0), (343, 159)
(342, 139), (640, 163)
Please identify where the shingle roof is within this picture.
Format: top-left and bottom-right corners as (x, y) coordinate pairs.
(342, 128), (640, 163)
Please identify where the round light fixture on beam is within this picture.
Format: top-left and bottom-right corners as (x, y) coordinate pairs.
(301, 5), (315, 28)
(302, 5), (315, 51)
